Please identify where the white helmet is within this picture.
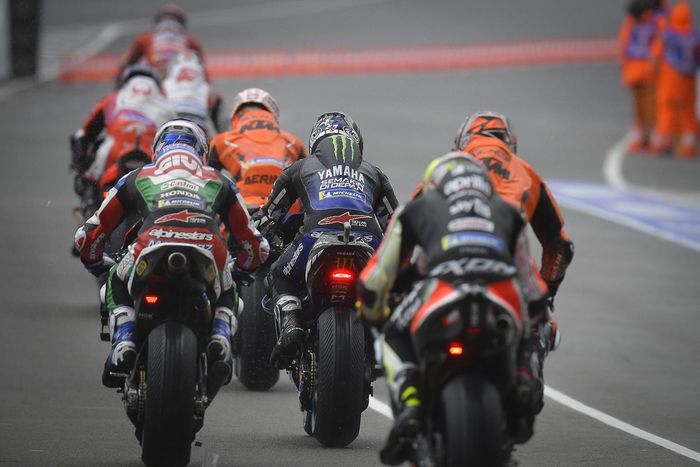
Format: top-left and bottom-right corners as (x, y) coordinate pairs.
(230, 88), (280, 120)
(152, 119), (209, 159)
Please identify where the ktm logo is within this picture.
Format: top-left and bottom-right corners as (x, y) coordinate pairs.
(155, 210), (210, 224)
(318, 212), (372, 226)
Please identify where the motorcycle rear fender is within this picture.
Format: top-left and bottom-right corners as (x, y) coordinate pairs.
(411, 281), (522, 360)
(128, 242), (220, 299)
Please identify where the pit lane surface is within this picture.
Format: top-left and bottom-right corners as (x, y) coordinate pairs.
(2, 1), (700, 465)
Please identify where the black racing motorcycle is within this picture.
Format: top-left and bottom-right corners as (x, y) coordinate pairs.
(102, 242), (234, 467)
(282, 222), (379, 447)
(404, 279), (531, 467)
(233, 211), (303, 391)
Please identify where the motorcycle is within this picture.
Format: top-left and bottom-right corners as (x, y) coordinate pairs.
(102, 243), (235, 467)
(72, 143), (151, 256)
(278, 222), (379, 447)
(232, 203), (303, 391)
(399, 279), (531, 467)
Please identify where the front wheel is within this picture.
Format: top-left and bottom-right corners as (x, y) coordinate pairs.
(313, 307), (366, 447)
(438, 374), (505, 467)
(141, 322), (197, 467)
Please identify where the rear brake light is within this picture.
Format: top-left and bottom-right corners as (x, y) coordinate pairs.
(448, 342), (464, 356)
(330, 270), (354, 281)
(145, 295), (159, 304)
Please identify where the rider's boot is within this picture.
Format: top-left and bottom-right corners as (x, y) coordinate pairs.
(269, 295), (304, 369)
(207, 306), (237, 387)
(207, 307), (237, 365)
(380, 366), (422, 465)
(102, 306), (136, 388)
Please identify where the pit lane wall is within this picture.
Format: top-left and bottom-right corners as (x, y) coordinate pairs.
(1, 0), (41, 80)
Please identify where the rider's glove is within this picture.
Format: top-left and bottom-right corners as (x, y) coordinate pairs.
(70, 130), (91, 172)
(250, 209), (276, 238)
(230, 260), (254, 286)
(83, 255), (115, 277)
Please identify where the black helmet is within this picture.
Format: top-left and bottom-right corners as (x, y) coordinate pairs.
(422, 151), (493, 199)
(309, 111), (363, 154)
(117, 64), (159, 89)
(154, 4), (187, 26)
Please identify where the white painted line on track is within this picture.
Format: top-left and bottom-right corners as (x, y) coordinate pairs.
(369, 396), (393, 420)
(603, 132), (632, 190)
(545, 386), (700, 462)
(370, 387), (700, 462)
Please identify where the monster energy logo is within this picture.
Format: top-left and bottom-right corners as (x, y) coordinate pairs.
(331, 135), (354, 162)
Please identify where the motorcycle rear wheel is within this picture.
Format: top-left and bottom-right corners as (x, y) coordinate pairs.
(313, 307), (365, 447)
(141, 322), (197, 467)
(438, 373), (505, 467)
(235, 269), (279, 391)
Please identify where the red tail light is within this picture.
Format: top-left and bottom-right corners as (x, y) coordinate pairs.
(330, 269), (354, 281)
(145, 295), (159, 304)
(448, 342), (464, 356)
(103, 191), (109, 199)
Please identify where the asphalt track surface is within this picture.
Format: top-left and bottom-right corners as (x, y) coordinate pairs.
(2, 1), (700, 466)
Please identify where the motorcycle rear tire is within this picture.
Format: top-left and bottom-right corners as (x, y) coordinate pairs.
(313, 307), (365, 447)
(141, 322), (197, 467)
(439, 373), (505, 467)
(236, 268), (279, 391)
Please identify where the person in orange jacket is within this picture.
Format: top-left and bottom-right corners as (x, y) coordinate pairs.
(618, 0), (665, 152)
(120, 5), (205, 79)
(650, 1), (700, 157)
(207, 88), (307, 210)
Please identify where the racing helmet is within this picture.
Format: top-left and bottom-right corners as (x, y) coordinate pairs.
(309, 111), (363, 154)
(422, 151), (493, 199)
(117, 63), (160, 89)
(453, 110), (518, 154)
(154, 4), (187, 26)
(230, 88), (280, 121)
(152, 119), (209, 160)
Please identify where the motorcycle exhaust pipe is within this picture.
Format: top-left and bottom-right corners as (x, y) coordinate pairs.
(167, 251), (188, 274)
(494, 314), (516, 346)
(206, 360), (231, 399)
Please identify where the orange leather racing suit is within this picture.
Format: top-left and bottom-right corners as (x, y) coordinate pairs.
(463, 135), (574, 296)
(207, 107), (307, 208)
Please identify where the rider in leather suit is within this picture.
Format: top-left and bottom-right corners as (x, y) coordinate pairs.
(357, 152), (548, 465)
(252, 112), (398, 369)
(75, 119), (269, 387)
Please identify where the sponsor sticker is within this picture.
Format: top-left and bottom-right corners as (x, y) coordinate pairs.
(148, 228), (214, 241)
(154, 210), (210, 224)
(160, 179), (200, 192)
(446, 217), (495, 232)
(441, 232), (503, 251)
(318, 211), (372, 226)
(135, 260), (148, 276)
(157, 198), (206, 210)
(319, 189), (366, 202)
(430, 257), (516, 277)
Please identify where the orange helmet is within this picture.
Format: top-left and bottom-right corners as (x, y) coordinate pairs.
(230, 88), (280, 121)
(670, 1), (693, 30)
(454, 110), (518, 153)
